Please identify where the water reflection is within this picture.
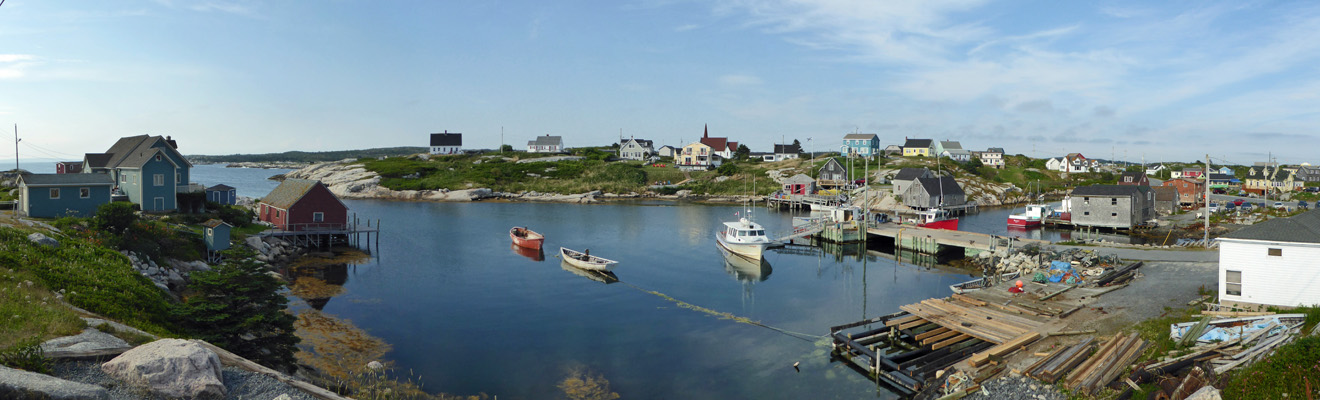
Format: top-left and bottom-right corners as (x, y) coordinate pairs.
(285, 262), (349, 311)
(559, 261), (619, 284)
(510, 243), (545, 261)
(719, 249), (772, 283)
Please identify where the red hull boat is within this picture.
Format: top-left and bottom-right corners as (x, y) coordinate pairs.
(509, 227), (545, 250)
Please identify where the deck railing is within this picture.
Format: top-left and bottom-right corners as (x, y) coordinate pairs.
(276, 222), (348, 232)
(178, 183), (205, 193)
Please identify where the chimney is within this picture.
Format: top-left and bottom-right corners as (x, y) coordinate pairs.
(165, 136), (178, 149)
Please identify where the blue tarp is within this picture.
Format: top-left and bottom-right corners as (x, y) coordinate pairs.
(1048, 261), (1073, 283)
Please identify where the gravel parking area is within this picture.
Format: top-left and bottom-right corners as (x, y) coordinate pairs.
(1072, 261), (1218, 335)
(52, 361), (319, 400)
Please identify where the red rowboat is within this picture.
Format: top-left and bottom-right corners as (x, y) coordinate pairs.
(509, 227), (545, 250)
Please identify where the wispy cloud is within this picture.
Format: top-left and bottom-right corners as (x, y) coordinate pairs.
(674, 24), (699, 32)
(153, 0), (259, 17)
(0, 54), (40, 80)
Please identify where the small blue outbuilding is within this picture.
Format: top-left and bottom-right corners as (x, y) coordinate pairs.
(205, 184), (237, 205)
(17, 173), (114, 218)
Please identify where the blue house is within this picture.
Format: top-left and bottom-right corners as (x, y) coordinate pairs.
(82, 135), (196, 212)
(842, 133), (880, 157)
(202, 219), (232, 252)
(206, 184), (237, 205)
(17, 173), (114, 218)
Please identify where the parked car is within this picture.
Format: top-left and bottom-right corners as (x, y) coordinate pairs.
(1241, 203), (1254, 211)
(1224, 203), (1237, 212)
(1208, 203), (1219, 213)
(1299, 200), (1309, 209)
(1274, 201), (1287, 210)
(1233, 199), (1245, 206)
(1304, 187), (1319, 193)
(1213, 189), (1226, 194)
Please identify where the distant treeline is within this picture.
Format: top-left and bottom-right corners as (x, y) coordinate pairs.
(185, 147), (428, 163)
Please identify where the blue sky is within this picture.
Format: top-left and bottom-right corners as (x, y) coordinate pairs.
(2, 1), (1319, 165)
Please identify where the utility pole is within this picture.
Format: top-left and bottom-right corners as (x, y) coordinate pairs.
(1204, 154), (1211, 245)
(13, 124), (18, 171)
(500, 126), (504, 154)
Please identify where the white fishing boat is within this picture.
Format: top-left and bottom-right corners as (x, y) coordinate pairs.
(715, 217), (773, 261)
(1008, 204), (1053, 227)
(559, 247), (618, 271)
(949, 272), (1020, 294)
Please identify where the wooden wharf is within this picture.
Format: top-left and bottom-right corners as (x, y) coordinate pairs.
(258, 214), (381, 252)
(865, 223), (1050, 255)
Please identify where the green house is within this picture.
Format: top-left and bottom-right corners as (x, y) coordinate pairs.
(82, 135), (196, 212)
(17, 173), (114, 218)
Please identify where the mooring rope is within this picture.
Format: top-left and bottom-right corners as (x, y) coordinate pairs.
(617, 281), (825, 342)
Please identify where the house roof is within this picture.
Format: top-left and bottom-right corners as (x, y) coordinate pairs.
(985, 147), (1005, 154)
(528, 135), (563, 146)
(93, 135), (192, 170)
(843, 133), (877, 140)
(726, 141), (739, 152)
(202, 219), (231, 228)
(699, 136), (728, 151)
(774, 144), (801, 154)
(430, 133), (462, 146)
(1071, 184), (1143, 197)
(19, 173), (114, 186)
(117, 147), (180, 169)
(1119, 171), (1146, 181)
(903, 138), (933, 148)
(206, 184), (235, 191)
(1152, 186), (1178, 201)
(894, 168), (929, 181)
(943, 149), (973, 156)
(783, 174), (816, 184)
(1208, 173), (1234, 181)
(914, 177), (964, 196)
(261, 179), (323, 210)
(83, 153), (113, 169)
(620, 138), (653, 148)
(1222, 208), (1320, 244)
(939, 141), (963, 150)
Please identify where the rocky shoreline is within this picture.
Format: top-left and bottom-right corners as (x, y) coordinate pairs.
(276, 159), (761, 204)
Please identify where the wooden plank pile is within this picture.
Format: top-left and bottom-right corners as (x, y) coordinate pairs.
(899, 298), (1046, 344)
(968, 332), (1042, 367)
(1022, 337), (1094, 383)
(1092, 261), (1142, 287)
(1064, 333), (1147, 395)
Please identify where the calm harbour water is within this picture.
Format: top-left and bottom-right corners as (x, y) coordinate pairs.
(194, 165), (1101, 398)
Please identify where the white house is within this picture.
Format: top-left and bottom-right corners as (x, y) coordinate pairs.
(656, 145), (677, 159)
(527, 135), (564, 153)
(1045, 157), (1067, 172)
(429, 131), (462, 155)
(771, 143), (801, 162)
(1145, 164), (1167, 176)
(980, 148), (1005, 168)
(618, 138), (655, 161)
(1217, 209), (1320, 308)
(941, 149), (973, 162)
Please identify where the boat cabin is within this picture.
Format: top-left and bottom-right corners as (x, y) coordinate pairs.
(723, 219), (768, 242)
(916, 209), (952, 225)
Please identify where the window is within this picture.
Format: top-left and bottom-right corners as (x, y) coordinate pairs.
(120, 174), (127, 183)
(1084, 211), (1091, 216)
(206, 227), (213, 237)
(49, 188), (60, 199)
(1268, 248), (1282, 256)
(1111, 198), (1118, 205)
(79, 188), (90, 198)
(313, 212), (324, 222)
(275, 210), (281, 218)
(155, 154), (161, 161)
(175, 172), (180, 184)
(1225, 270), (1242, 296)
(1112, 213), (1118, 217)
(153, 174), (164, 186)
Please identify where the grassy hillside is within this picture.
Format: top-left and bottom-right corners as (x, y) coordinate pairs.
(187, 147), (428, 164)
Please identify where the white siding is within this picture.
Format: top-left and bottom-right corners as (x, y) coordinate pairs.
(1219, 239), (1320, 307)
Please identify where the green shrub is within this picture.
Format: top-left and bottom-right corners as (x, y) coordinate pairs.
(175, 259), (299, 372)
(94, 202), (138, 234)
(216, 205), (255, 227)
(0, 338), (51, 374)
(716, 163), (739, 176)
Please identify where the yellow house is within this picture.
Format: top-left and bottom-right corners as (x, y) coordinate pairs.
(677, 142), (721, 171)
(902, 138), (933, 157)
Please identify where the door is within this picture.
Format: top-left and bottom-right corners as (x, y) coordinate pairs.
(153, 197), (164, 210)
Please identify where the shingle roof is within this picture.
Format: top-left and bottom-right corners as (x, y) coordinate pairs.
(914, 177), (964, 196)
(1071, 185), (1142, 197)
(206, 184), (235, 191)
(103, 135), (153, 169)
(117, 147), (179, 169)
(261, 179), (321, 209)
(83, 153), (113, 169)
(1208, 173), (1234, 181)
(1152, 186), (1178, 201)
(57, 161), (84, 173)
(1222, 209), (1320, 244)
(528, 135), (563, 146)
(699, 136), (728, 151)
(939, 141), (962, 150)
(894, 168), (929, 181)
(774, 144), (801, 154)
(620, 138), (653, 148)
(19, 173), (114, 186)
(202, 219), (231, 228)
(783, 174), (816, 184)
(986, 147), (1005, 154)
(430, 133), (462, 146)
(904, 138), (933, 148)
(843, 133), (877, 140)
(1120, 171), (1146, 181)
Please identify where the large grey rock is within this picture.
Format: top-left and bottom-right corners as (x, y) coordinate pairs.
(101, 339), (225, 399)
(41, 328), (131, 356)
(27, 233), (59, 248)
(246, 237), (267, 254)
(1185, 386), (1222, 400)
(0, 364), (109, 399)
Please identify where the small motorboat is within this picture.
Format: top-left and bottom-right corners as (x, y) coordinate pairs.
(715, 217), (774, 260)
(949, 272), (1020, 294)
(915, 208), (959, 231)
(1008, 204), (1052, 227)
(560, 260), (619, 284)
(560, 247), (618, 271)
(509, 227), (545, 250)
(510, 243), (544, 261)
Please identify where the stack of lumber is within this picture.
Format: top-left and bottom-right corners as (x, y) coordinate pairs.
(1022, 337), (1094, 383)
(968, 332), (1042, 367)
(1065, 333), (1147, 395)
(899, 298), (1046, 344)
(1208, 321), (1301, 374)
(1092, 261), (1142, 287)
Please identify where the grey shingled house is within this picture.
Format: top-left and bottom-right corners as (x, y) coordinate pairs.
(891, 167), (934, 195)
(903, 176), (965, 209)
(1068, 185), (1155, 229)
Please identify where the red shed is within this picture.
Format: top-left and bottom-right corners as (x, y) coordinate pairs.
(258, 179), (348, 231)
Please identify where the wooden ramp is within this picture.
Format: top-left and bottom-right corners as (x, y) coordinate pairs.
(899, 298), (1047, 344)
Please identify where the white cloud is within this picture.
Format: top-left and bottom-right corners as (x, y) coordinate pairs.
(0, 54), (40, 80)
(0, 54), (36, 63)
(674, 24), (699, 32)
